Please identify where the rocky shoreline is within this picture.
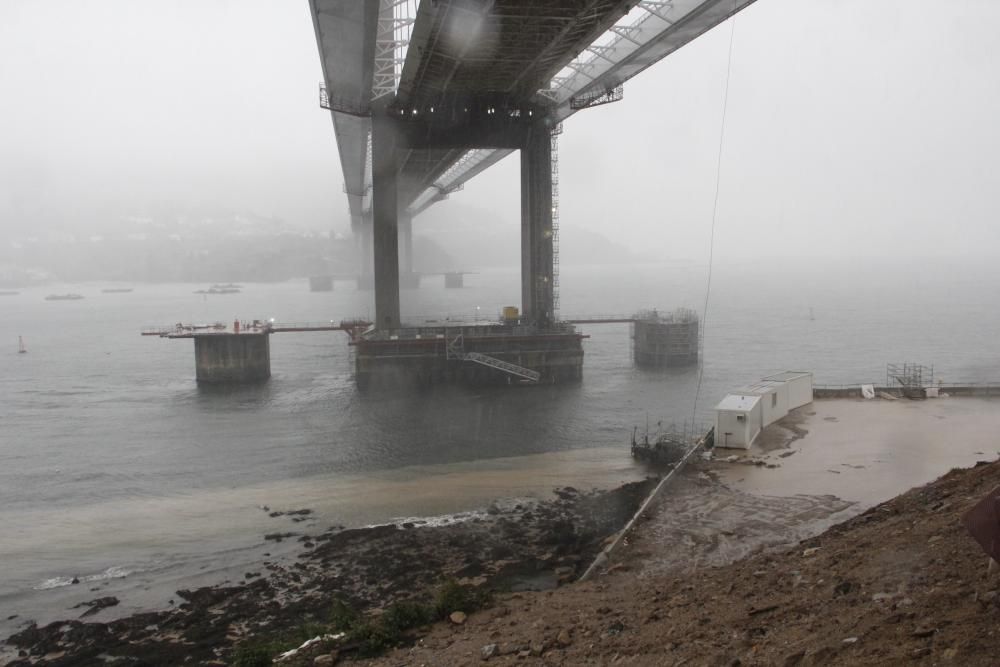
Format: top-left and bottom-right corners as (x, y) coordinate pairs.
(4, 478), (657, 665)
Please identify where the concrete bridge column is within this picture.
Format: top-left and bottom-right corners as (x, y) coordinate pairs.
(398, 210), (420, 288)
(353, 213), (373, 277)
(399, 211), (413, 275)
(520, 124), (554, 328)
(357, 214), (374, 289)
(372, 112), (401, 329)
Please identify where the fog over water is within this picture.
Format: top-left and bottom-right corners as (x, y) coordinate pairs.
(2, 0), (999, 261)
(2, 0), (1000, 649)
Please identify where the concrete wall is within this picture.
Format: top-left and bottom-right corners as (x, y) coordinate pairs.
(354, 333), (583, 389)
(194, 333), (271, 384)
(813, 385), (1000, 399)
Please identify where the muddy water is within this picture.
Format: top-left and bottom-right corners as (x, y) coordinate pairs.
(0, 446), (649, 637)
(5, 259), (1000, 637)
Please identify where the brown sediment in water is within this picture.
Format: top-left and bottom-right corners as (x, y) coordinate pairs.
(9, 399), (1000, 664)
(3, 479), (658, 665)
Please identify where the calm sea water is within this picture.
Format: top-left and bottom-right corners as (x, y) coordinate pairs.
(1, 259), (998, 635)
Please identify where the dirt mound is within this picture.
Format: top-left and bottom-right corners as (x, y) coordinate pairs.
(371, 459), (1000, 665)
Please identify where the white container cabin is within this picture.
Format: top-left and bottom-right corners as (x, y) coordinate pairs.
(735, 380), (789, 428)
(763, 371), (814, 409)
(714, 394), (763, 449)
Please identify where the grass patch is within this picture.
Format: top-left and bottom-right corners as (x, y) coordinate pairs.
(230, 620), (334, 666)
(231, 640), (283, 667)
(232, 583), (493, 663)
(433, 579), (492, 618)
(329, 597), (361, 633)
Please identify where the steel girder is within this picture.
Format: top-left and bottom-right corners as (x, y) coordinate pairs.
(311, 0), (759, 220)
(403, 0), (758, 212)
(396, 0), (634, 106)
(310, 0), (378, 223)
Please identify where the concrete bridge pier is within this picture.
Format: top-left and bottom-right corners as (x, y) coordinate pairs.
(194, 333), (271, 384)
(357, 214), (374, 291)
(372, 111), (401, 328)
(521, 124), (555, 328)
(398, 212), (420, 288)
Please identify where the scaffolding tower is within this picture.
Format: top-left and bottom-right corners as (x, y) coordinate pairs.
(631, 308), (700, 368)
(886, 362), (935, 399)
(550, 123), (562, 319)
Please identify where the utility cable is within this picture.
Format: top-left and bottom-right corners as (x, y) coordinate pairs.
(691, 11), (737, 428)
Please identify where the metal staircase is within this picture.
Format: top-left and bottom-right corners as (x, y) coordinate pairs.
(463, 352), (541, 383)
(445, 332), (540, 383)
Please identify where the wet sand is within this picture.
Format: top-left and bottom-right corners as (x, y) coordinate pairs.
(717, 397), (1000, 503)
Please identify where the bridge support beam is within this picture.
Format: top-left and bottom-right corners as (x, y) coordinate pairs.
(371, 112), (401, 329)
(520, 124), (554, 328)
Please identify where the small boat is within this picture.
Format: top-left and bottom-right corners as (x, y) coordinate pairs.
(211, 283), (243, 289)
(44, 294), (84, 301)
(0, 291), (19, 296)
(101, 288), (134, 293)
(18, 336), (27, 354)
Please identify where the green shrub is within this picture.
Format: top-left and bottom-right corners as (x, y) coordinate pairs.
(381, 599), (435, 634)
(231, 642), (274, 667)
(348, 620), (395, 657)
(329, 597), (360, 632)
(433, 579), (491, 619)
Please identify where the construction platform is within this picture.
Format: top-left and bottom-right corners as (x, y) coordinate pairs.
(352, 322), (586, 390)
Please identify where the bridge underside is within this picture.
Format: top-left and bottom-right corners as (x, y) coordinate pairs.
(311, 0), (759, 331)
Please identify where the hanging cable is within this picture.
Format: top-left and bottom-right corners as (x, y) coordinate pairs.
(691, 10), (737, 426)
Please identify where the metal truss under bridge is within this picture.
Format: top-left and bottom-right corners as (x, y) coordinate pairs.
(310, 0), (758, 221)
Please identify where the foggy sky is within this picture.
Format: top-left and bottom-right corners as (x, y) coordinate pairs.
(1, 0), (999, 261)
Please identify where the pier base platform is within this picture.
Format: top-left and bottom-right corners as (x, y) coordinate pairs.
(194, 333), (271, 384)
(353, 323), (584, 389)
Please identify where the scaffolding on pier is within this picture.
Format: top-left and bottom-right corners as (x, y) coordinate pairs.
(886, 363), (935, 399)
